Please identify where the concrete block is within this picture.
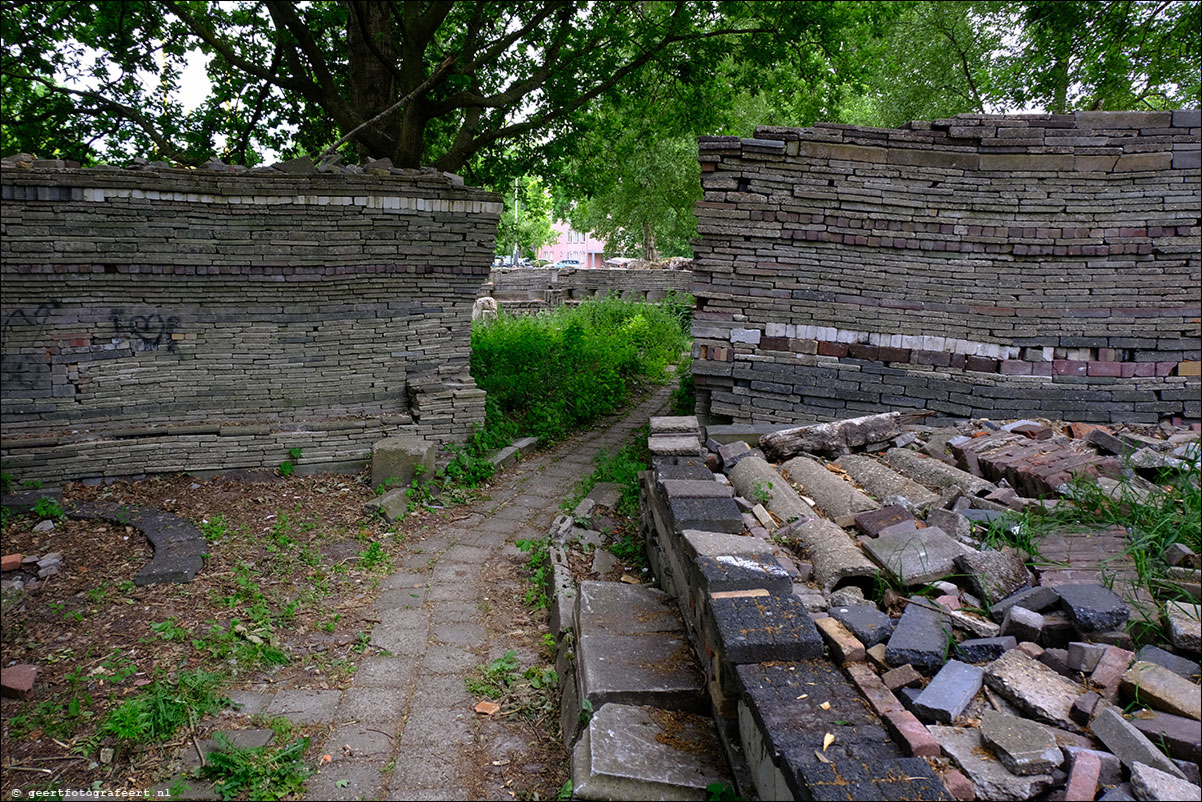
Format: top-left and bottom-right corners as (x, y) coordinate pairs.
(709, 593), (823, 663)
(370, 436), (435, 490)
(984, 649), (1085, 730)
(829, 603), (894, 647)
(571, 703), (731, 799)
(1120, 661), (1202, 720)
(913, 661), (984, 724)
(886, 596), (951, 672)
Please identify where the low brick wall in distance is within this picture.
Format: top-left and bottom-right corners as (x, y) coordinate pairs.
(1, 163), (501, 482)
(692, 111), (1201, 425)
(483, 266), (693, 313)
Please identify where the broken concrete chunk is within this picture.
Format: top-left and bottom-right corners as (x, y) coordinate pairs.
(863, 526), (971, 586)
(1128, 710), (1202, 764)
(1056, 583), (1130, 632)
(1129, 761), (1202, 801)
(955, 548), (1030, 603)
(759, 411), (903, 460)
(1067, 641), (1107, 673)
(984, 649), (1085, 730)
(930, 725), (1054, 801)
(829, 603), (894, 647)
(980, 709), (1063, 775)
(955, 636), (1017, 663)
(1090, 705), (1186, 779)
(990, 585), (1061, 623)
(1001, 606), (1045, 643)
(1120, 661), (1202, 721)
(1134, 644), (1201, 681)
(1163, 601), (1201, 654)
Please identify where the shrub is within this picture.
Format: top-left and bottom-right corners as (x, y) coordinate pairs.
(471, 295), (690, 442)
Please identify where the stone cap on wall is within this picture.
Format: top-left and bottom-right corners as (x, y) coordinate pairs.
(696, 110), (1201, 172)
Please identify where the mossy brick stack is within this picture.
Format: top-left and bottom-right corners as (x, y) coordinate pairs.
(0, 162), (501, 481)
(485, 266), (691, 313)
(691, 110), (1201, 426)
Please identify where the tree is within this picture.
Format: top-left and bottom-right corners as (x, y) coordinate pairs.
(494, 175), (556, 260)
(1, 0), (844, 180)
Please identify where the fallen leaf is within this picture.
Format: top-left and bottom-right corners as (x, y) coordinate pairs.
(796, 694), (808, 700)
(475, 700), (501, 716)
(823, 733), (835, 752)
(620, 574), (640, 584)
(814, 750), (831, 764)
(819, 701), (831, 710)
(321, 754), (332, 763)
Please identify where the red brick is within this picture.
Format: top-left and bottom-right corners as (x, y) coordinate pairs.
(999, 359), (1032, 375)
(1054, 360), (1088, 376)
(1156, 361), (1176, 376)
(0, 664), (39, 699)
(883, 709), (942, 758)
(1090, 645), (1135, 701)
(1031, 362), (1053, 376)
(848, 343), (879, 360)
(1064, 750), (1101, 801)
(912, 350), (952, 366)
(792, 339), (818, 354)
(1, 554), (23, 572)
(942, 768), (976, 801)
(816, 617), (866, 664)
(965, 355), (999, 372)
(878, 346), (911, 363)
(1067, 422), (1105, 439)
(818, 341), (848, 357)
(1087, 361), (1122, 377)
(950, 353), (967, 370)
(1132, 361), (1156, 377)
(843, 663), (902, 717)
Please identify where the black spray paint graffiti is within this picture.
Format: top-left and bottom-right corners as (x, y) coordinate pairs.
(110, 309), (182, 352)
(1, 301), (62, 331)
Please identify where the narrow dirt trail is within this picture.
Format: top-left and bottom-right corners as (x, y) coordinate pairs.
(275, 384), (676, 800)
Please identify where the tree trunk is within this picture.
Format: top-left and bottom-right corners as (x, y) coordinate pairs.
(346, 0), (401, 161)
(641, 221), (658, 261)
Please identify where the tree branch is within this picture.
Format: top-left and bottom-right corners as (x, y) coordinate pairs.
(6, 70), (187, 162)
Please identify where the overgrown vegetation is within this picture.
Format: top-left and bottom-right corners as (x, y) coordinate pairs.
(565, 428), (652, 519)
(471, 295), (691, 444)
(982, 461), (1201, 640)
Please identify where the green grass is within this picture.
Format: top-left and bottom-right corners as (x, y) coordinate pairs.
(565, 430), (651, 519)
(464, 650), (521, 699)
(97, 669), (230, 748)
(199, 734), (312, 801)
(471, 295), (691, 443)
(980, 461), (1200, 641)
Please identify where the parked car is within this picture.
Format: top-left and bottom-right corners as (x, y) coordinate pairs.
(551, 259), (582, 269)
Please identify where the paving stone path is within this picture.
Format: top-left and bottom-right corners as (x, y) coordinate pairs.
(221, 385), (673, 801)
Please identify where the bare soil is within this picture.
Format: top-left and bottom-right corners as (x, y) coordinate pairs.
(1, 467), (569, 800)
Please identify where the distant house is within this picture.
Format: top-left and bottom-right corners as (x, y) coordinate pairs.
(538, 220), (606, 268)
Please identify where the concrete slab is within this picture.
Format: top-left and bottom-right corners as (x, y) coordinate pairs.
(1128, 710), (1202, 764)
(1056, 583), (1130, 632)
(371, 436), (435, 490)
(954, 636), (1016, 663)
(575, 581), (682, 634)
(577, 630), (705, 713)
(984, 649), (1084, 730)
(649, 434), (703, 457)
(1130, 762), (1202, 802)
(664, 495), (745, 534)
(1120, 661), (1202, 720)
(571, 703), (731, 800)
(979, 710), (1063, 775)
(1164, 601), (1201, 653)
(930, 725), (1054, 801)
(863, 526), (971, 586)
(1091, 705), (1186, 779)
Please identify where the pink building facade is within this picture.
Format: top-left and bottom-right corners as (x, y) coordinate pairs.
(538, 220), (606, 268)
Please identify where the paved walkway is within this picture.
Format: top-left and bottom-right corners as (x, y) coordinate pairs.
(224, 385), (672, 801)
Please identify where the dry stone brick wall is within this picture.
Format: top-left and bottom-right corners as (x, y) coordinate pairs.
(692, 111), (1201, 426)
(1, 165), (501, 481)
(485, 266), (692, 312)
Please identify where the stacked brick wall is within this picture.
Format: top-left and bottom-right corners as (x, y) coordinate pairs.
(692, 111), (1201, 425)
(485, 266), (692, 312)
(1, 165), (501, 481)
